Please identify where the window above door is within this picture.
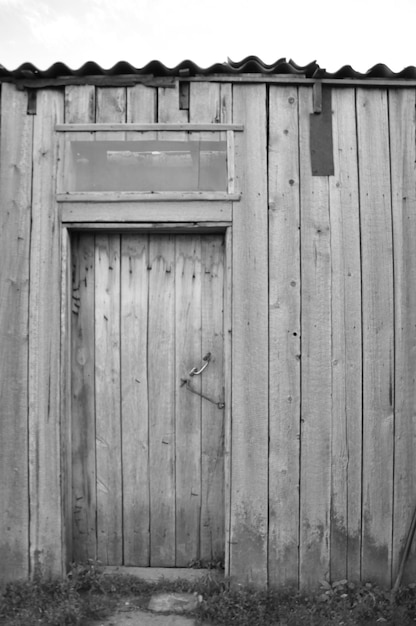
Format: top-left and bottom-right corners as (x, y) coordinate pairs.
(56, 123), (242, 201)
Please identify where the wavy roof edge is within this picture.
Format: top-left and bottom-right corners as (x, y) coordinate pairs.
(2, 56), (416, 80)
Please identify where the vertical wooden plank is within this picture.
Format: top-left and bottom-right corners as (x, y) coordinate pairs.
(61, 85), (96, 192)
(200, 236), (225, 562)
(158, 81), (188, 158)
(65, 85), (96, 564)
(389, 88), (416, 584)
(121, 235), (150, 566)
(357, 88), (394, 586)
(71, 234), (96, 562)
(61, 227), (72, 569)
(223, 227), (232, 577)
(93, 90), (126, 565)
(268, 85), (301, 587)
(220, 82), (232, 577)
(65, 84), (95, 123)
(127, 84), (156, 123)
(189, 83), (225, 564)
(95, 235), (122, 564)
(158, 82), (189, 125)
(148, 235), (176, 566)
(329, 88), (362, 582)
(0, 84), (32, 581)
(29, 88), (64, 576)
(299, 86), (332, 588)
(96, 87), (127, 124)
(175, 235), (202, 566)
(190, 82), (221, 123)
(231, 85), (268, 585)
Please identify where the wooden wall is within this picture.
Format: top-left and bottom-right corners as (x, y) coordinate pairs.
(1, 79), (416, 588)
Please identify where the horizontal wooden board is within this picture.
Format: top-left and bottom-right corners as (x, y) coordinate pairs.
(56, 123), (244, 131)
(58, 192), (241, 202)
(61, 202), (232, 222)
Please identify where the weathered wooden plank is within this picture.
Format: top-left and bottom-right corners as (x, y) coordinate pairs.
(200, 236), (225, 563)
(29, 88), (64, 576)
(158, 83), (189, 125)
(65, 85), (97, 565)
(0, 84), (33, 581)
(230, 85), (268, 585)
(298, 86), (332, 588)
(64, 85), (96, 124)
(56, 123), (243, 131)
(66, 222), (231, 232)
(223, 227), (232, 577)
(120, 235), (150, 566)
(95, 235), (123, 564)
(220, 86), (232, 576)
(71, 234), (96, 562)
(61, 227), (72, 568)
(58, 192), (240, 202)
(96, 87), (127, 124)
(60, 85), (95, 193)
(126, 84), (156, 127)
(148, 235), (176, 566)
(60, 202), (234, 222)
(357, 88), (394, 586)
(189, 84), (225, 564)
(175, 235), (203, 566)
(329, 88), (362, 582)
(389, 88), (416, 584)
(268, 85), (301, 587)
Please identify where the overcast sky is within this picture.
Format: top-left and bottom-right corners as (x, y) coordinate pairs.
(0, 0), (415, 73)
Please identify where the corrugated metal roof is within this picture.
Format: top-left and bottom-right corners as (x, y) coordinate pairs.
(1, 56), (416, 80)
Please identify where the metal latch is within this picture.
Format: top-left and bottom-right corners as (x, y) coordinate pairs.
(180, 352), (225, 409)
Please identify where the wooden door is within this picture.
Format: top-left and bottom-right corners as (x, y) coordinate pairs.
(71, 232), (225, 567)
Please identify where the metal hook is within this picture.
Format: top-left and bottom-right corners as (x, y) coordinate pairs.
(189, 352), (211, 376)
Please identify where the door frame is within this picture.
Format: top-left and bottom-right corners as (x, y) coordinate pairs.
(60, 215), (232, 575)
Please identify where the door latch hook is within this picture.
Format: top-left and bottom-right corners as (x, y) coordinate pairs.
(180, 352), (225, 409)
(189, 352), (211, 376)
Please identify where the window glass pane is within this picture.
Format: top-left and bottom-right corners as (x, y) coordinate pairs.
(68, 138), (227, 192)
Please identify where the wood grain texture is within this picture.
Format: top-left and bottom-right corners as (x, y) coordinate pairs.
(298, 86), (332, 588)
(71, 235), (96, 562)
(268, 85), (301, 586)
(223, 227), (232, 576)
(189, 83), (225, 563)
(95, 235), (123, 564)
(61, 228), (72, 567)
(61, 202), (232, 223)
(0, 84), (33, 581)
(121, 235), (150, 565)
(148, 235), (176, 566)
(65, 85), (97, 565)
(60, 85), (95, 193)
(29, 88), (64, 577)
(389, 88), (416, 584)
(357, 88), (394, 586)
(200, 236), (225, 561)
(329, 88), (362, 581)
(93, 86), (126, 565)
(175, 236), (203, 566)
(158, 83), (189, 125)
(230, 85), (269, 585)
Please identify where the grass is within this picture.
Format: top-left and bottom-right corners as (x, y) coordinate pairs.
(1, 562), (416, 625)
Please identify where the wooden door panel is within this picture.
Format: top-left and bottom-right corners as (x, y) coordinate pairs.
(95, 235), (122, 564)
(71, 232), (225, 566)
(121, 235), (150, 566)
(71, 234), (96, 562)
(148, 235), (176, 566)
